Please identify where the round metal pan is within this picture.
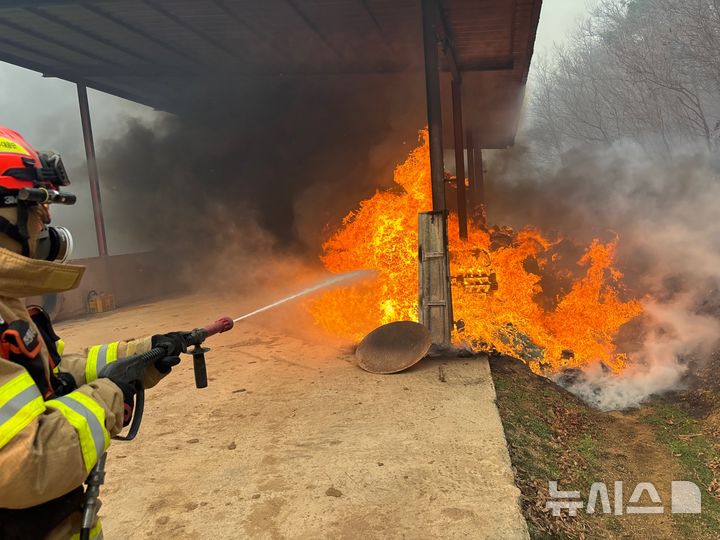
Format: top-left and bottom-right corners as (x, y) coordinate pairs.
(355, 321), (432, 374)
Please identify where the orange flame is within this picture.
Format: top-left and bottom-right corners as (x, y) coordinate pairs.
(309, 131), (642, 372)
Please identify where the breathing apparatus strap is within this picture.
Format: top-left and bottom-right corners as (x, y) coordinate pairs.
(0, 215), (29, 257)
(4, 166), (66, 187)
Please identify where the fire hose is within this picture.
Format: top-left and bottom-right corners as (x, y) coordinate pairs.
(80, 316), (234, 539)
(79, 270), (369, 539)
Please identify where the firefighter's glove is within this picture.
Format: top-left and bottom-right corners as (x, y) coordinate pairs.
(156, 355), (181, 374)
(151, 332), (186, 374)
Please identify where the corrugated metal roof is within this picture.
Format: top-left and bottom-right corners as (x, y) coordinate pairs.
(0, 0), (542, 148)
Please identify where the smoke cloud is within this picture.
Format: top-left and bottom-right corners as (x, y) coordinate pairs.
(486, 138), (720, 409)
(95, 76), (426, 267)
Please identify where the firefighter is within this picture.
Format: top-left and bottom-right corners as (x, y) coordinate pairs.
(0, 126), (183, 539)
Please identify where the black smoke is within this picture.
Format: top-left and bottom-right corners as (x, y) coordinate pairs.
(97, 76), (427, 265)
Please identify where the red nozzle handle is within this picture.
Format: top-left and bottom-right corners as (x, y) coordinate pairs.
(203, 316), (234, 337)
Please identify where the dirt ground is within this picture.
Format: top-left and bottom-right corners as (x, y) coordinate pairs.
(55, 292), (528, 539)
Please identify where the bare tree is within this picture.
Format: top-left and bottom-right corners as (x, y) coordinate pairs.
(527, 0), (720, 158)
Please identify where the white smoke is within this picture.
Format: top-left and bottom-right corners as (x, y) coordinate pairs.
(557, 295), (720, 410)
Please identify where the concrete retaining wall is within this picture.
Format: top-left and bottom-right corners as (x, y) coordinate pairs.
(28, 252), (181, 320)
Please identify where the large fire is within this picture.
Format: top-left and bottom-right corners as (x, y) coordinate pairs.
(309, 131), (642, 373)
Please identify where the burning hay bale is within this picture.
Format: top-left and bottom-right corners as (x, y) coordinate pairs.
(310, 132), (642, 380)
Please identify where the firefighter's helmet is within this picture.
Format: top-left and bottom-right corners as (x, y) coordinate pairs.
(0, 126), (75, 261)
(0, 127), (70, 194)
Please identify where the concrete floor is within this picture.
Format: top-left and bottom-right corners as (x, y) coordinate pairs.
(56, 294), (528, 539)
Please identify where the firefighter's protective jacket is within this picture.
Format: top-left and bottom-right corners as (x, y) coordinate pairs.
(0, 247), (157, 531)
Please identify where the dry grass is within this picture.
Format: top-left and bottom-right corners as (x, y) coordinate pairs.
(490, 355), (719, 539)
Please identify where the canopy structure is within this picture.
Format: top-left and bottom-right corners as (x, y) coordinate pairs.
(0, 0), (542, 343)
(0, 0), (541, 148)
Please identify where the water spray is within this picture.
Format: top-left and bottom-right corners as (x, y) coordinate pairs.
(232, 269), (373, 322)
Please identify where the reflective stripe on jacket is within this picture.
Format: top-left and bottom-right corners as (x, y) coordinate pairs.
(0, 371), (44, 449)
(85, 342), (120, 383)
(45, 391), (110, 473)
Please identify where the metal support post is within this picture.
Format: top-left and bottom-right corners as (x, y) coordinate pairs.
(422, 0), (446, 212)
(476, 145), (487, 226)
(77, 83), (108, 257)
(466, 130), (477, 222)
(451, 79), (467, 239)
